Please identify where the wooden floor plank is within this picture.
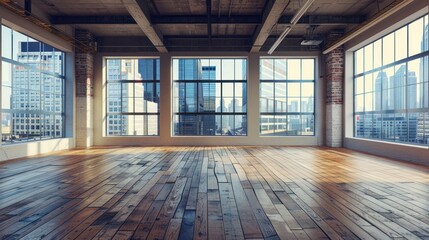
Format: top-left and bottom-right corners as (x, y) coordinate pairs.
(0, 146), (427, 239)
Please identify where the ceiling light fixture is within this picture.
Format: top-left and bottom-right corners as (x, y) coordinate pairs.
(268, 26), (292, 55)
(290, 0), (315, 25)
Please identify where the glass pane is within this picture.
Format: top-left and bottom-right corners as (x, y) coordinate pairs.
(107, 59), (120, 80)
(302, 97), (314, 113)
(395, 26), (408, 61)
(221, 115), (235, 135)
(364, 44), (373, 72)
(172, 59), (179, 80)
(355, 48), (364, 74)
(200, 115), (216, 135)
(137, 59), (158, 80)
(408, 17), (424, 56)
(364, 73), (374, 93)
(287, 59), (301, 80)
(364, 92), (374, 111)
(235, 59), (246, 80)
(260, 59), (274, 80)
(302, 59), (315, 80)
(287, 83), (300, 97)
(147, 115), (158, 135)
(185, 82), (197, 112)
(274, 59), (287, 80)
(373, 39), (382, 69)
(235, 115), (247, 135)
(260, 115), (275, 136)
(287, 115), (300, 135)
(276, 115), (288, 136)
(383, 33), (395, 65)
(275, 83), (286, 97)
(301, 83), (314, 97)
(1, 25), (12, 59)
(222, 59), (235, 80)
(200, 82), (216, 112)
(120, 59), (134, 80)
(223, 83), (234, 97)
(301, 115), (314, 135)
(275, 98), (287, 112)
(355, 94), (364, 112)
(288, 98), (300, 112)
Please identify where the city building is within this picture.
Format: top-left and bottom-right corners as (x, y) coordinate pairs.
(0, 1), (428, 239)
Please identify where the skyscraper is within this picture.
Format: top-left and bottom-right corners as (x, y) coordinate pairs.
(175, 59), (203, 135)
(11, 42), (63, 140)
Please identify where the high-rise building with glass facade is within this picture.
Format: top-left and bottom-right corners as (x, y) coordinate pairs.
(173, 58), (247, 136)
(106, 58), (160, 136)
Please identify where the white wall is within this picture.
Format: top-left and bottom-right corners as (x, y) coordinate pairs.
(343, 1), (429, 165)
(0, 6), (76, 162)
(93, 51), (324, 146)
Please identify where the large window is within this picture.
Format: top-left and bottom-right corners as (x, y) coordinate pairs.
(1, 25), (65, 144)
(172, 58), (247, 136)
(260, 58), (315, 136)
(354, 14), (429, 145)
(106, 58), (160, 136)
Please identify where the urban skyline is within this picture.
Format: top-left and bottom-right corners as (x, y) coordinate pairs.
(355, 22), (429, 144)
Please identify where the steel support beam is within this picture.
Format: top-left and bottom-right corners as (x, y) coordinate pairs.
(207, 0), (212, 41)
(24, 0), (31, 16)
(96, 36), (312, 52)
(251, 0), (290, 53)
(51, 15), (364, 26)
(121, 0), (167, 52)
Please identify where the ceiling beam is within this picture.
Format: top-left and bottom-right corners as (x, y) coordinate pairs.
(97, 36), (314, 52)
(250, 0), (290, 53)
(50, 15), (364, 26)
(121, 0), (167, 52)
(207, 0), (212, 41)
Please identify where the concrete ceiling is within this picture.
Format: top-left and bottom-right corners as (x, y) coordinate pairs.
(23, 0), (398, 52)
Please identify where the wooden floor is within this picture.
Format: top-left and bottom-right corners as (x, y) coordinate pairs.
(0, 147), (428, 240)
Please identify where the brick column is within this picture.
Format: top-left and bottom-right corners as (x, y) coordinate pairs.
(325, 33), (344, 147)
(75, 30), (94, 147)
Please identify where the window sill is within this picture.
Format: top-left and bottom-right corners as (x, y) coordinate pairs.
(345, 137), (429, 149)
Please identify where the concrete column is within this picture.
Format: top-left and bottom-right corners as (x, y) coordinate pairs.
(75, 29), (94, 147)
(325, 33), (344, 147)
(159, 54), (172, 142)
(247, 53), (260, 139)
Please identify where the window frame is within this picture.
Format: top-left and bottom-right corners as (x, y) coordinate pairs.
(259, 57), (316, 136)
(172, 57), (248, 136)
(105, 57), (161, 136)
(1, 25), (66, 144)
(353, 14), (429, 145)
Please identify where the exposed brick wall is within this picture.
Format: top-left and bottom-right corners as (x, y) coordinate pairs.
(325, 35), (344, 147)
(75, 29), (94, 147)
(325, 47), (344, 105)
(75, 30), (94, 97)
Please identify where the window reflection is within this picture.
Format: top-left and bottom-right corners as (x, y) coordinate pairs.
(1, 25), (65, 144)
(260, 58), (315, 136)
(354, 14), (429, 145)
(172, 58), (247, 136)
(106, 58), (160, 136)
